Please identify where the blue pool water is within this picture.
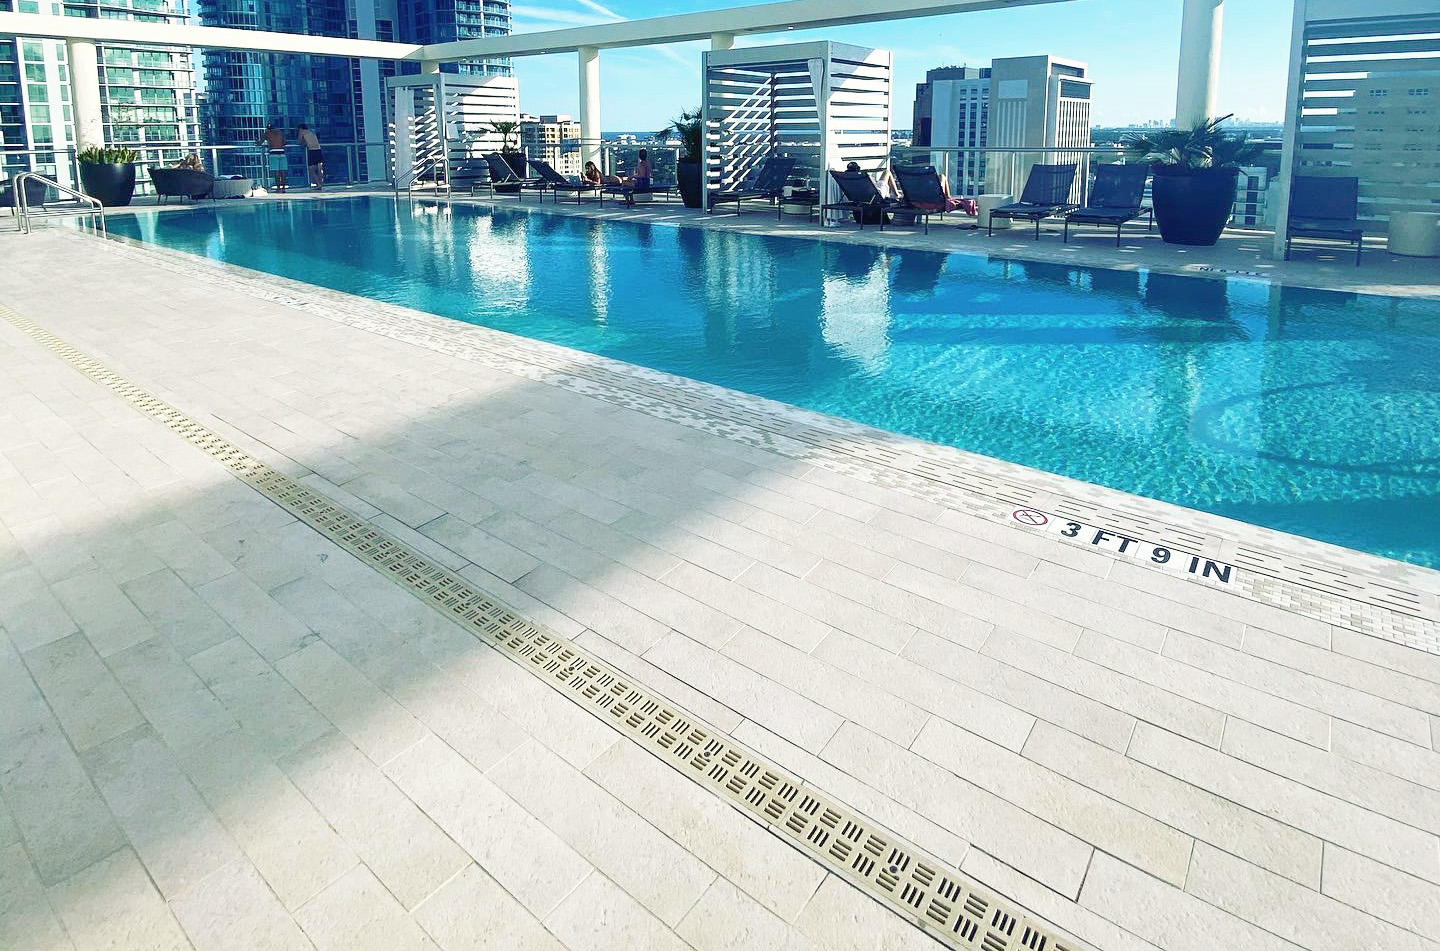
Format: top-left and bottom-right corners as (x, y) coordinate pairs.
(109, 198), (1440, 567)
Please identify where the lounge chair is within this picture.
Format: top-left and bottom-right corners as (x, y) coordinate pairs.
(1063, 164), (1152, 246)
(822, 169), (904, 229)
(149, 166), (215, 203)
(709, 155), (796, 215)
(527, 158), (600, 203)
(891, 165), (972, 234)
(988, 163), (1079, 240)
(0, 175), (47, 211)
(1285, 175), (1363, 266)
(483, 152), (544, 199)
(446, 159), (491, 195)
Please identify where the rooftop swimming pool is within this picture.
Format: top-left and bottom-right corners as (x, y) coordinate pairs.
(109, 198), (1440, 568)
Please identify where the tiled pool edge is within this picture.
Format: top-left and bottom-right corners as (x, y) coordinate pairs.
(64, 226), (1440, 649)
(0, 299), (1097, 951)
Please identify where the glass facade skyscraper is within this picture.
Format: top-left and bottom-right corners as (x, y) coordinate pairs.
(1, 0), (198, 188)
(197, 0), (511, 181)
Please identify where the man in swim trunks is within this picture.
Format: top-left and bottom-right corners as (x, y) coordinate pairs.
(259, 123), (287, 192)
(298, 123), (323, 190)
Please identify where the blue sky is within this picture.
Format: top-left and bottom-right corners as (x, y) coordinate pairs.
(508, 0), (1292, 132)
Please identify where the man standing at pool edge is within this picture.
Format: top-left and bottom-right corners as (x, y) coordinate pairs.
(260, 123), (287, 192)
(298, 123), (324, 190)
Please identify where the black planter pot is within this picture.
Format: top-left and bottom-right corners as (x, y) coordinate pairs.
(79, 162), (137, 208)
(1150, 166), (1239, 246)
(676, 162), (702, 208)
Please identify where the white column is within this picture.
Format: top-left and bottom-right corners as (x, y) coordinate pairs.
(711, 33), (735, 51)
(421, 60), (441, 74)
(1175, 0), (1224, 129)
(579, 46), (600, 170)
(66, 38), (104, 151)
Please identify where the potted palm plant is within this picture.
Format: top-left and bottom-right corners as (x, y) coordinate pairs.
(656, 108), (702, 208)
(1123, 114), (1263, 246)
(488, 120), (526, 177)
(77, 145), (141, 207)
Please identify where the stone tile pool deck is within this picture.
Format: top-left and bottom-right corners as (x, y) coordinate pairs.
(1, 210), (1438, 951)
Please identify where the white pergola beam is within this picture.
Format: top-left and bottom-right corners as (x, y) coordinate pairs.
(0, 11), (421, 60)
(420, 0), (1074, 59)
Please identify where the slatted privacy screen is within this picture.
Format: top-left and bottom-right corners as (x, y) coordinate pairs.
(1296, 5), (1440, 229)
(703, 42), (891, 215)
(387, 74), (519, 183)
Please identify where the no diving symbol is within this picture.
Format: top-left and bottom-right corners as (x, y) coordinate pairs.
(1012, 508), (1048, 527)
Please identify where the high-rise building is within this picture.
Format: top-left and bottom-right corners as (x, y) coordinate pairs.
(197, 0), (512, 182)
(520, 113), (579, 175)
(911, 55), (1092, 196)
(911, 65), (990, 196)
(1, 0), (199, 189)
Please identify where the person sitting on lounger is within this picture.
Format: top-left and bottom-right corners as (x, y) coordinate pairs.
(582, 161), (602, 186)
(845, 161), (897, 224)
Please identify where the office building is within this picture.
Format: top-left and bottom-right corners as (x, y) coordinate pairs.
(1, 0), (199, 189)
(912, 55), (1092, 196)
(520, 113), (580, 175)
(197, 0), (512, 181)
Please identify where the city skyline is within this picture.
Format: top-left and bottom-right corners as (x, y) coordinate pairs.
(508, 0), (1292, 131)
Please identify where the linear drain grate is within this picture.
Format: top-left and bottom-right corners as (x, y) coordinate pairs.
(0, 305), (1091, 950)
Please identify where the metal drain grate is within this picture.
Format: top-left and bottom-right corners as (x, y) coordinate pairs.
(0, 305), (1091, 950)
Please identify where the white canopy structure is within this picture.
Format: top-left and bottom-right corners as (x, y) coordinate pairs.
(1274, 0), (1440, 253)
(702, 41), (892, 216)
(388, 74), (519, 187)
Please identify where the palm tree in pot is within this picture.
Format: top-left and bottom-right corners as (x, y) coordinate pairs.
(1123, 114), (1263, 246)
(656, 108), (703, 208)
(488, 120), (526, 177)
(77, 145), (141, 207)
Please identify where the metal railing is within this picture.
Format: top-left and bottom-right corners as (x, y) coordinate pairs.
(1, 141), (392, 199)
(12, 171), (105, 237)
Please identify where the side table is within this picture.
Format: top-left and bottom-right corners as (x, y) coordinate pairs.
(779, 189), (817, 220)
(1388, 211), (1440, 257)
(977, 194), (1013, 230)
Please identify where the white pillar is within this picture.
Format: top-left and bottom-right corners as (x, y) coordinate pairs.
(66, 38), (104, 151)
(579, 46), (600, 170)
(711, 33), (735, 51)
(1175, 0), (1223, 129)
(421, 60), (440, 74)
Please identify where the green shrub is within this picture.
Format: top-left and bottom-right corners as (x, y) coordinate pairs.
(77, 145), (141, 164)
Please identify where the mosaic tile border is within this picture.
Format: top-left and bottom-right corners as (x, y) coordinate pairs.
(0, 300), (1095, 951)
(57, 226), (1440, 650)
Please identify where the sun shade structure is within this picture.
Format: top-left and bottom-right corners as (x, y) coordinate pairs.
(702, 41), (892, 215)
(388, 74), (519, 192)
(1273, 0), (1440, 254)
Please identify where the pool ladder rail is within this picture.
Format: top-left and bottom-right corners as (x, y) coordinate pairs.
(9, 171), (107, 238)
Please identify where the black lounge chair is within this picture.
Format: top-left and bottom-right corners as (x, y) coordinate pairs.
(446, 159), (491, 195)
(822, 169), (904, 229)
(891, 165), (970, 234)
(149, 166), (215, 203)
(1064, 164), (1152, 246)
(1285, 175), (1363, 266)
(527, 158), (600, 203)
(988, 163), (1079, 240)
(709, 155), (796, 215)
(0, 175), (48, 211)
(483, 152), (544, 199)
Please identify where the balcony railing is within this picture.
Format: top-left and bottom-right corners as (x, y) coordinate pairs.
(1, 141), (392, 199)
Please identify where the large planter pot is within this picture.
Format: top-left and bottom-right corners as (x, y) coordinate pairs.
(676, 162), (702, 208)
(1150, 165), (1239, 246)
(79, 162), (137, 207)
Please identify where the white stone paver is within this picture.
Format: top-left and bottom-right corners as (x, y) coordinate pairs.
(0, 225), (1437, 951)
